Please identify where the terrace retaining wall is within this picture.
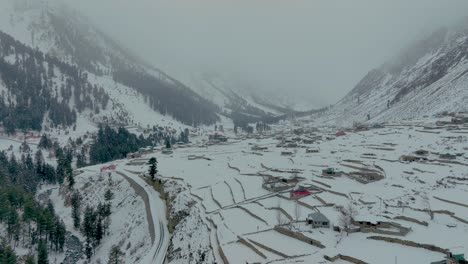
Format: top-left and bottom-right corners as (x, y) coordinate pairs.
(273, 226), (325, 249)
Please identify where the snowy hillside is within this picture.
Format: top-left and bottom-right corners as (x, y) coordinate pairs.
(0, 0), (297, 131)
(0, 0), (219, 129)
(318, 21), (468, 126)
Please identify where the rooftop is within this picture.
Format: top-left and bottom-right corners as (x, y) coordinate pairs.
(307, 212), (329, 222)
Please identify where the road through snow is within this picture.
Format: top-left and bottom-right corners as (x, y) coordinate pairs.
(116, 170), (170, 263)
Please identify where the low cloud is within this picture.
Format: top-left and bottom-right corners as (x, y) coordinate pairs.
(67, 0), (468, 107)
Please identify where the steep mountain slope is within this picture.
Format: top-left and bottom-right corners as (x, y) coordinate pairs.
(161, 69), (306, 129)
(320, 20), (468, 126)
(0, 0), (219, 131)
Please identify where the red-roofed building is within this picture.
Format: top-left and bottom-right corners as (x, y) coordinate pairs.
(100, 165), (117, 172)
(336, 131), (346, 137)
(290, 188), (311, 199)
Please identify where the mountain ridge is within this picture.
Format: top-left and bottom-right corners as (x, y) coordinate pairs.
(314, 19), (468, 126)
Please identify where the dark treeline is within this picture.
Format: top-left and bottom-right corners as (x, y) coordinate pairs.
(229, 110), (280, 133)
(82, 125), (181, 166)
(0, 30), (109, 134)
(88, 125), (150, 165)
(113, 67), (219, 126)
(0, 148), (68, 263)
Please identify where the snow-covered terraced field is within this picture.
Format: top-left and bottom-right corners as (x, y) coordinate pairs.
(118, 117), (468, 264)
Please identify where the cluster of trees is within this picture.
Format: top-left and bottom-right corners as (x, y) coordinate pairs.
(113, 67), (219, 126)
(178, 128), (190, 144)
(0, 191), (66, 252)
(86, 125), (180, 165)
(81, 203), (112, 259)
(0, 149), (69, 263)
(0, 149), (59, 193)
(0, 243), (16, 264)
(88, 125), (151, 164)
(70, 187), (113, 260)
(230, 110), (283, 134)
(0, 30), (109, 134)
(255, 122), (271, 133)
(0, 132), (88, 263)
(38, 134), (74, 187)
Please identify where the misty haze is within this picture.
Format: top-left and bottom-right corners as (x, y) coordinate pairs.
(0, 0), (467, 263)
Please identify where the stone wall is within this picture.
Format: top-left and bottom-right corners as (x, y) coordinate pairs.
(274, 226), (325, 249)
(367, 236), (448, 254)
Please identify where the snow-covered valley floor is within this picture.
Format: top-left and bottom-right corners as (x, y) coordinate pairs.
(8, 116), (467, 264)
(119, 117), (468, 264)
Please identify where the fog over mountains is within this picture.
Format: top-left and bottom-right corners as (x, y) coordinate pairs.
(66, 0), (468, 107)
(2, 1), (468, 264)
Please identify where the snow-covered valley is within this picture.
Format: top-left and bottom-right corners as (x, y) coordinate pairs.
(45, 113), (466, 264)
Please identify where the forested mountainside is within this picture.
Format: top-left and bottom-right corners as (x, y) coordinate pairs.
(0, 30), (109, 133)
(0, 121), (186, 263)
(0, 0), (220, 130)
(319, 20), (468, 125)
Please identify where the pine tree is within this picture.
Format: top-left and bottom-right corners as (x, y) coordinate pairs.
(107, 245), (124, 264)
(7, 207), (19, 241)
(0, 243), (17, 264)
(76, 153), (86, 168)
(68, 173), (75, 189)
(56, 220), (66, 251)
(0, 194), (9, 222)
(95, 217), (103, 245)
(104, 188), (114, 202)
(85, 242), (93, 260)
(25, 256), (34, 264)
(37, 239), (49, 264)
(147, 157), (158, 181)
(81, 206), (97, 246)
(38, 134), (51, 150)
(70, 192), (81, 229)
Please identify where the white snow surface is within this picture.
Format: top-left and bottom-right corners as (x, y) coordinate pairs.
(112, 116), (468, 264)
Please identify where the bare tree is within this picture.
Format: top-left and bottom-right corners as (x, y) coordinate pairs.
(295, 200), (302, 222)
(421, 193), (433, 220)
(397, 200), (405, 213)
(276, 199), (283, 225)
(338, 203), (358, 236)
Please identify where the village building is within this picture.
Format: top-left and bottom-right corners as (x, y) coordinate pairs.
(440, 153), (457, 160)
(306, 212), (330, 228)
(289, 187), (311, 199)
(431, 253), (467, 264)
(306, 148), (319, 153)
(414, 149), (429, 156)
(262, 181), (294, 192)
(400, 155), (427, 162)
(322, 168), (341, 176)
(348, 171), (384, 184)
(353, 123), (369, 131)
(208, 133), (228, 142)
(126, 152), (142, 159)
(251, 145), (268, 151)
(335, 131), (346, 137)
(451, 118), (466, 125)
(138, 147), (153, 155)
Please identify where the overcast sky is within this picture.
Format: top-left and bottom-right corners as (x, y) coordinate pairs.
(66, 0), (468, 107)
